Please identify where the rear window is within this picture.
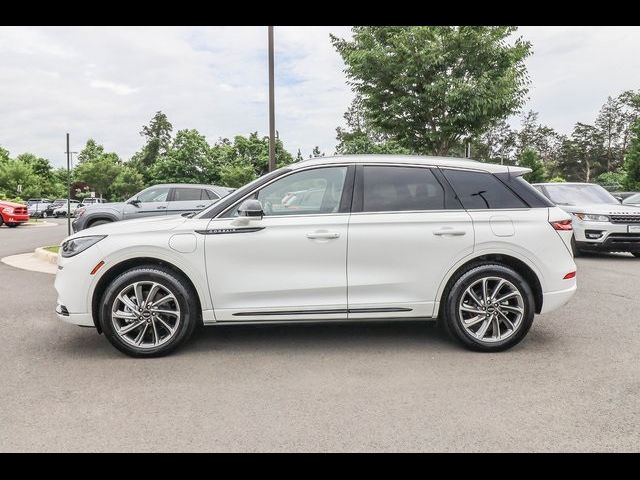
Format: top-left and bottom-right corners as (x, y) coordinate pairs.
(441, 169), (528, 209)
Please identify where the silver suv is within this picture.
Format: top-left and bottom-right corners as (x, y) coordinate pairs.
(72, 183), (232, 232)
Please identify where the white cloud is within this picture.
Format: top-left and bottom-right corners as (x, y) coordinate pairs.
(0, 26), (638, 168)
(90, 80), (139, 95)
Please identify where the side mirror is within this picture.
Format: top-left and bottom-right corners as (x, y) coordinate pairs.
(128, 198), (141, 207)
(237, 199), (264, 219)
(615, 195), (623, 203)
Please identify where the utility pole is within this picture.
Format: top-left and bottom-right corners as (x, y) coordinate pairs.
(65, 133), (71, 235)
(268, 25), (276, 172)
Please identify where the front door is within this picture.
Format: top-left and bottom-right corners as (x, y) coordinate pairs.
(204, 165), (353, 321)
(123, 186), (170, 220)
(347, 165), (474, 319)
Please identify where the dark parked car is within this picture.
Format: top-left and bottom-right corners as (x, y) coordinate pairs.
(72, 183), (232, 232)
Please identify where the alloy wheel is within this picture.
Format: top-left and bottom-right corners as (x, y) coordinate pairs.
(111, 281), (181, 349)
(458, 276), (524, 343)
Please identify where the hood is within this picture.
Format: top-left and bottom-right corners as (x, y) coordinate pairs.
(556, 203), (640, 215)
(71, 214), (189, 238)
(0, 200), (27, 208)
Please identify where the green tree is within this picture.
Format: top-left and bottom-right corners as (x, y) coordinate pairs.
(109, 165), (145, 201)
(471, 119), (517, 164)
(518, 148), (546, 183)
(595, 96), (625, 172)
(558, 123), (605, 182)
(77, 139), (105, 164)
(623, 120), (640, 191)
(331, 26), (532, 155)
(74, 152), (121, 198)
(137, 111), (174, 168)
(596, 170), (626, 190)
(150, 129), (217, 184)
(310, 146), (324, 158)
(335, 98), (411, 155)
(218, 162), (256, 188)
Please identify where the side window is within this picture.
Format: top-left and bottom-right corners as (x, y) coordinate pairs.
(171, 188), (202, 202)
(138, 187), (170, 203)
(362, 166), (445, 212)
(441, 169), (527, 209)
(223, 167), (348, 217)
(204, 189), (219, 200)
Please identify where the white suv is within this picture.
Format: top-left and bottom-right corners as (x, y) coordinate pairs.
(54, 155), (577, 357)
(533, 182), (640, 257)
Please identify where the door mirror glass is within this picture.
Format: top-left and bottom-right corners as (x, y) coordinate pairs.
(238, 199), (264, 218)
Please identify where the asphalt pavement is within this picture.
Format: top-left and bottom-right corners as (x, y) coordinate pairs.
(0, 219), (638, 452)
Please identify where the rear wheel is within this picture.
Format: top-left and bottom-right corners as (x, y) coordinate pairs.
(99, 265), (199, 357)
(442, 263), (535, 352)
(0, 216), (3, 227)
(632, 252), (640, 258)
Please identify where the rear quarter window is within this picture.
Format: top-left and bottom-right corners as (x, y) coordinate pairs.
(441, 169), (528, 209)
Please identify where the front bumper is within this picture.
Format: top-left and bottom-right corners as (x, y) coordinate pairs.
(574, 220), (640, 252)
(3, 213), (29, 223)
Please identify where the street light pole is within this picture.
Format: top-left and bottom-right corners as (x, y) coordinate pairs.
(65, 133), (71, 236)
(268, 25), (276, 172)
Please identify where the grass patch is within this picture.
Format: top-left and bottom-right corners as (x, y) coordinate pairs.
(43, 245), (60, 254)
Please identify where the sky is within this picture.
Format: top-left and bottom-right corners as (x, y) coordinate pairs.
(1, 26), (639, 168)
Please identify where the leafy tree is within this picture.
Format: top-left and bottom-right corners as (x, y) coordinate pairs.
(150, 129), (217, 184)
(595, 96), (625, 172)
(335, 98), (411, 155)
(0, 158), (37, 198)
(558, 123), (605, 182)
(596, 170), (626, 190)
(109, 165), (145, 201)
(74, 152), (121, 198)
(295, 149), (304, 162)
(310, 146), (324, 158)
(137, 111), (174, 168)
(77, 139), (105, 164)
(547, 176), (566, 183)
(331, 26), (532, 155)
(471, 120), (517, 164)
(623, 120), (640, 191)
(218, 162), (256, 188)
(518, 148), (546, 183)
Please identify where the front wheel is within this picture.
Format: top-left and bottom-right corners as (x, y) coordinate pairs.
(7, 223), (18, 228)
(442, 264), (535, 352)
(99, 266), (199, 357)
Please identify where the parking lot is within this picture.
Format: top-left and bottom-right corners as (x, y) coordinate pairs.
(0, 218), (639, 452)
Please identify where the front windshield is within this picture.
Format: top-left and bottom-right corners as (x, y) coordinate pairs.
(543, 184), (618, 206)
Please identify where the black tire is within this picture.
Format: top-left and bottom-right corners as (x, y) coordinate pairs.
(0, 216), (3, 227)
(42, 211), (48, 218)
(632, 252), (640, 258)
(7, 223), (18, 228)
(441, 263), (535, 352)
(89, 219), (111, 228)
(571, 235), (582, 257)
(99, 265), (199, 357)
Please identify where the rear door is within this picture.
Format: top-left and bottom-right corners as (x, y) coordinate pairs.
(167, 187), (212, 216)
(347, 165), (474, 319)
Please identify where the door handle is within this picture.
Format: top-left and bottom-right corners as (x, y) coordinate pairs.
(196, 204), (206, 209)
(306, 232), (340, 240)
(433, 228), (466, 236)
(156, 206), (167, 210)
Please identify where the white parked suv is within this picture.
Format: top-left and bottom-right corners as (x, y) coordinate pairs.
(533, 182), (640, 257)
(54, 155), (577, 357)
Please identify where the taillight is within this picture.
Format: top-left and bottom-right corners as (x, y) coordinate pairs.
(550, 219), (572, 231)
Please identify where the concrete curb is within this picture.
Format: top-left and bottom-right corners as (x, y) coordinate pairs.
(34, 247), (59, 264)
(23, 221), (58, 228)
(0, 246), (59, 275)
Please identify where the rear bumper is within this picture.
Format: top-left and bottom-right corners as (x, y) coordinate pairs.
(540, 283), (577, 314)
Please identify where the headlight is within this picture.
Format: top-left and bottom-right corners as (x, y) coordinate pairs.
(2, 207), (14, 214)
(574, 213), (610, 222)
(61, 235), (106, 258)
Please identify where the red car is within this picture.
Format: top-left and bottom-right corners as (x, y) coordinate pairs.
(0, 200), (29, 227)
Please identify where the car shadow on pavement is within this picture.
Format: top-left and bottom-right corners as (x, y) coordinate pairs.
(187, 320), (457, 355)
